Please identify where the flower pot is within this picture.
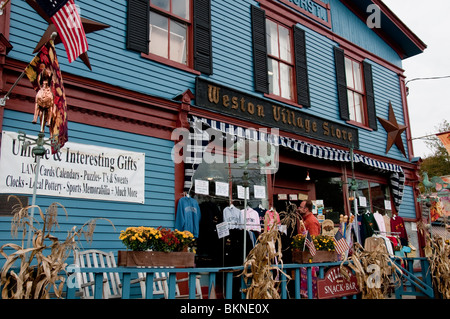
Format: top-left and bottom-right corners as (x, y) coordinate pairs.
(117, 250), (195, 268)
(292, 249), (337, 263)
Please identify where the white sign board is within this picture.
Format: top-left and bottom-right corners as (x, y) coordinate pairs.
(0, 131), (146, 203)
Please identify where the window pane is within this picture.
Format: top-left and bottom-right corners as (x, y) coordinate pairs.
(173, 0), (189, 19)
(353, 61), (363, 92)
(268, 58), (280, 96)
(150, 12), (169, 59)
(347, 90), (355, 121)
(266, 20), (278, 58)
(280, 62), (292, 99)
(279, 26), (291, 63)
(354, 92), (364, 123)
(344, 58), (354, 89)
(152, 0), (170, 11)
(170, 20), (187, 64)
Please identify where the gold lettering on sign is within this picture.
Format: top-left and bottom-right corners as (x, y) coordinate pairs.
(208, 85), (220, 104)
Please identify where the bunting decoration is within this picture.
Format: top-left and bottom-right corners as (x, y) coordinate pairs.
(436, 131), (450, 156)
(25, 39), (68, 154)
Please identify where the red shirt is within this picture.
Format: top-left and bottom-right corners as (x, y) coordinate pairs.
(303, 212), (321, 236)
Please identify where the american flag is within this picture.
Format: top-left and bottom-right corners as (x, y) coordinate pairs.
(36, 0), (88, 63)
(305, 232), (316, 256)
(334, 230), (350, 254)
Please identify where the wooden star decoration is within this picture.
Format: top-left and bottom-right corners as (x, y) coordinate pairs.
(26, 0), (110, 70)
(377, 101), (407, 157)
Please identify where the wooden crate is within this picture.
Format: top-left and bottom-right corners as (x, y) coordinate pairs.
(292, 249), (337, 263)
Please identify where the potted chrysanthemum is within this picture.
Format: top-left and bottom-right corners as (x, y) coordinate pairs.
(117, 226), (196, 267)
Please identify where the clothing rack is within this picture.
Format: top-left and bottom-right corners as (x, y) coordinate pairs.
(373, 230), (401, 235)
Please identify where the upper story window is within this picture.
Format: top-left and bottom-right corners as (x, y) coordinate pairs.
(266, 20), (294, 100)
(126, 0), (212, 75)
(251, 5), (311, 108)
(345, 56), (366, 124)
(150, 0), (190, 65)
(334, 47), (378, 131)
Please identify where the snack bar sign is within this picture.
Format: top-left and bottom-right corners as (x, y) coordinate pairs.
(0, 131), (145, 203)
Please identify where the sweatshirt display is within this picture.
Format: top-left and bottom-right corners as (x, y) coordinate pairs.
(175, 196), (201, 238)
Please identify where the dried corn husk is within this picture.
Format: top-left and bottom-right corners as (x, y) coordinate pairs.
(340, 242), (402, 299)
(240, 225), (290, 299)
(0, 196), (114, 299)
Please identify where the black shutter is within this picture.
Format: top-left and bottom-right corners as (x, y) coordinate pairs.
(293, 27), (310, 108)
(126, 0), (150, 54)
(363, 61), (377, 130)
(194, 0), (213, 74)
(334, 46), (350, 121)
(251, 5), (268, 93)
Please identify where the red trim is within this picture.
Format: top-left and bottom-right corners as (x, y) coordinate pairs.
(339, 0), (426, 59)
(258, 0), (409, 75)
(1, 59), (181, 141)
(278, 0), (332, 29)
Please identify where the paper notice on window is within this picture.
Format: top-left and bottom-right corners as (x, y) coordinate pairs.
(195, 179), (209, 195)
(215, 181), (229, 197)
(254, 185), (266, 199)
(359, 196), (367, 207)
(237, 185), (249, 199)
(384, 200), (392, 210)
(216, 221), (230, 239)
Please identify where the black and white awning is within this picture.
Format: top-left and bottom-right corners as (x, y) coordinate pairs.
(184, 116), (405, 210)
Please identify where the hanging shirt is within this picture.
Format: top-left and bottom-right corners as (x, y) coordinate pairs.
(373, 211), (386, 234)
(175, 196), (201, 238)
(391, 215), (408, 246)
(240, 207), (261, 232)
(264, 209), (280, 232)
(223, 205), (243, 229)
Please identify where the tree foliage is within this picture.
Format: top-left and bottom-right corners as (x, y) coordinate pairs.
(419, 120), (450, 179)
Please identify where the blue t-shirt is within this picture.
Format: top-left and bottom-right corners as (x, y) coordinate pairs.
(175, 197), (201, 238)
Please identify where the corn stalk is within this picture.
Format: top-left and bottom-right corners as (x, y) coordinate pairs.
(240, 225), (290, 299)
(0, 196), (113, 299)
(340, 243), (403, 299)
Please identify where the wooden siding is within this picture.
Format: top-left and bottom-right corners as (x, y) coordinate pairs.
(6, 1), (411, 163)
(0, 110), (175, 262)
(8, 0), (196, 100)
(398, 185), (417, 220)
(360, 60), (408, 161)
(326, 0), (403, 67)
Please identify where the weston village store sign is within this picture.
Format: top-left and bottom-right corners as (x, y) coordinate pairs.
(196, 78), (359, 149)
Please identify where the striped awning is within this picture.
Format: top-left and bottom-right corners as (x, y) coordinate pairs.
(184, 116), (405, 210)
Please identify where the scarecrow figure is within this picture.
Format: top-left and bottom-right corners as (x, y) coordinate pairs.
(32, 67), (56, 129)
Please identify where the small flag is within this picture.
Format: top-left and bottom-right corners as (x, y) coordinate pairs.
(436, 131), (450, 156)
(334, 230), (350, 254)
(25, 39), (68, 153)
(36, 0), (88, 63)
(304, 232), (316, 256)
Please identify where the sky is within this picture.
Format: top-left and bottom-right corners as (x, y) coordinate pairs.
(380, 0), (450, 158)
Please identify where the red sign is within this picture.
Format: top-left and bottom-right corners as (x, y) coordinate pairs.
(317, 266), (359, 299)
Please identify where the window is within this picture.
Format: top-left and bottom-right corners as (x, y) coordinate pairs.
(126, 0), (212, 74)
(251, 5), (310, 107)
(334, 47), (378, 130)
(266, 20), (294, 100)
(345, 57), (366, 124)
(150, 0), (190, 65)
(349, 179), (392, 216)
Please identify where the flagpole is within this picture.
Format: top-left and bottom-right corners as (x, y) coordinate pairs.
(0, 32), (58, 107)
(0, 72), (26, 106)
(303, 230), (308, 252)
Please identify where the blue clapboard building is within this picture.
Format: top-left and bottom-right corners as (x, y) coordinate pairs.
(0, 0), (426, 268)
